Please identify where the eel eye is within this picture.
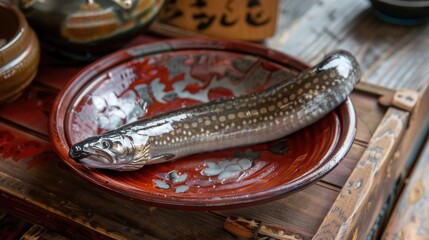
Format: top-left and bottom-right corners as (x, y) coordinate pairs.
(101, 140), (111, 149)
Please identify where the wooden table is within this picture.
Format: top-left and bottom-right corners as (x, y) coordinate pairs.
(1, 1), (429, 239)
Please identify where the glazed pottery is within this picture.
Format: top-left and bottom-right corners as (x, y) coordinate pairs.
(0, 3), (40, 104)
(16, 0), (164, 60)
(49, 39), (356, 210)
(370, 0), (429, 24)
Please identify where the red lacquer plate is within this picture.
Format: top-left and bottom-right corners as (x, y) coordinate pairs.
(49, 39), (356, 210)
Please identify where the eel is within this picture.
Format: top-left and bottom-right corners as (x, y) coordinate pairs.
(68, 50), (361, 171)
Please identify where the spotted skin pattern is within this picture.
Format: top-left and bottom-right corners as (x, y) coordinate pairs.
(69, 50), (360, 171)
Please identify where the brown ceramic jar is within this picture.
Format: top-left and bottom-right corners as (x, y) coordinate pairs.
(0, 3), (40, 104)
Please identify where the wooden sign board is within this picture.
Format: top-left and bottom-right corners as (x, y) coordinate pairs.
(157, 0), (278, 41)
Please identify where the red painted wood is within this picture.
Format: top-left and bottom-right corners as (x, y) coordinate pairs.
(0, 123), (56, 169)
(0, 86), (57, 135)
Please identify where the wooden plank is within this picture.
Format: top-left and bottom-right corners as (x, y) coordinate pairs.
(21, 225), (70, 240)
(270, 0), (319, 40)
(364, 32), (429, 91)
(314, 107), (409, 239)
(350, 91), (385, 144)
(321, 144), (365, 188)
(382, 136), (429, 240)
(267, 0), (429, 91)
(219, 183), (339, 237)
(372, 84), (429, 238)
(266, 0), (371, 62)
(393, 83), (429, 180)
(224, 215), (312, 240)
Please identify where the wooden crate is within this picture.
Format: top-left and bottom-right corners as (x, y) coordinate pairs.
(0, 42), (427, 240)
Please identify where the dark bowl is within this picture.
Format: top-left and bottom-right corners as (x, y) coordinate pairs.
(370, 0), (429, 24)
(49, 39), (356, 210)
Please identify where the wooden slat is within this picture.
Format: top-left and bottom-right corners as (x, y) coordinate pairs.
(314, 107), (410, 239)
(381, 136), (429, 240)
(267, 0), (429, 91)
(393, 83), (429, 180)
(374, 84), (429, 238)
(21, 225), (70, 240)
(219, 183), (339, 237)
(349, 91), (386, 144)
(320, 144), (365, 188)
(270, 0), (319, 39)
(266, 0), (371, 62)
(224, 215), (312, 240)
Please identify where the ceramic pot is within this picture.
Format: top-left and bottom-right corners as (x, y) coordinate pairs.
(0, 3), (40, 104)
(370, 0), (429, 25)
(16, 0), (164, 61)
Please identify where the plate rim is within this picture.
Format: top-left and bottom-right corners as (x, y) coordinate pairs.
(49, 38), (356, 210)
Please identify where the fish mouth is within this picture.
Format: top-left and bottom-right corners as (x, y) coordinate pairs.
(69, 144), (90, 161)
(69, 142), (115, 166)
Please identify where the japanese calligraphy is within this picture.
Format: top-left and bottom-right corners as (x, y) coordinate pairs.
(157, 0), (278, 41)
(162, 0), (184, 21)
(220, 0), (239, 26)
(246, 0), (271, 26)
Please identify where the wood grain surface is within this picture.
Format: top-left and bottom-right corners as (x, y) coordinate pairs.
(267, 0), (429, 91)
(21, 225), (70, 240)
(382, 136), (429, 240)
(314, 108), (409, 239)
